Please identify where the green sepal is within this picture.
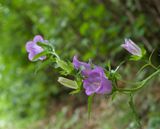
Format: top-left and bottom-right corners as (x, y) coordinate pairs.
(129, 47), (146, 61)
(34, 59), (53, 74)
(111, 91), (117, 101)
(56, 59), (73, 75)
(58, 77), (78, 89)
(69, 89), (81, 95)
(32, 51), (48, 61)
(142, 47), (146, 56)
(130, 55), (142, 61)
(37, 42), (54, 50)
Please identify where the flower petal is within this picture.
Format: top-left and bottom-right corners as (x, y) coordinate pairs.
(83, 78), (99, 96)
(96, 77), (112, 94)
(83, 66), (112, 95)
(33, 35), (44, 43)
(26, 41), (35, 52)
(122, 38), (142, 56)
(73, 55), (91, 70)
(28, 52), (36, 61)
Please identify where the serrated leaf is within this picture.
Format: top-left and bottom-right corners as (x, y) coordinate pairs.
(58, 77), (78, 89)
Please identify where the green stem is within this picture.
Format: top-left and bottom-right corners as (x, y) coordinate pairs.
(149, 63), (158, 70)
(88, 94), (95, 119)
(117, 69), (160, 92)
(137, 64), (150, 74)
(49, 51), (60, 60)
(148, 49), (158, 70)
(129, 94), (141, 128)
(137, 62), (158, 75)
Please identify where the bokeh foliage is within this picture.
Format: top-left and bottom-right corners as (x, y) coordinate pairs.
(0, 0), (160, 128)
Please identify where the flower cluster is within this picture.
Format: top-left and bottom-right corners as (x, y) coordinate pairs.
(25, 35), (143, 96)
(25, 35), (159, 127)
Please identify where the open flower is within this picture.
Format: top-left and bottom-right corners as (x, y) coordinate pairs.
(73, 56), (112, 96)
(26, 35), (47, 61)
(122, 38), (142, 57)
(83, 67), (112, 95)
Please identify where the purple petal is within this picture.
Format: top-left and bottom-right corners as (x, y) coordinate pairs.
(83, 78), (100, 96)
(83, 72), (100, 89)
(26, 41), (35, 52)
(81, 69), (92, 77)
(28, 52), (35, 61)
(26, 35), (47, 61)
(33, 35), (44, 43)
(83, 71), (101, 95)
(96, 77), (112, 94)
(127, 39), (141, 51)
(26, 39), (46, 61)
(83, 66), (112, 96)
(73, 55), (91, 70)
(28, 51), (46, 61)
(85, 89), (96, 96)
(122, 38), (142, 56)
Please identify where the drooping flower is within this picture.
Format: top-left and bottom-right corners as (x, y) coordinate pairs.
(121, 38), (142, 57)
(26, 35), (47, 61)
(72, 56), (112, 96)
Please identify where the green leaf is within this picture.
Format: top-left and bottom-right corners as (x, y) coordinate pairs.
(130, 55), (142, 61)
(34, 59), (53, 74)
(58, 77), (78, 89)
(69, 89), (81, 95)
(88, 94), (94, 119)
(111, 91), (117, 100)
(141, 47), (146, 57)
(32, 51), (48, 61)
(106, 60), (111, 71)
(129, 47), (146, 61)
(56, 59), (73, 74)
(37, 42), (54, 50)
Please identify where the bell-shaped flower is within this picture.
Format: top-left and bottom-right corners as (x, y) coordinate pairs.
(122, 38), (142, 57)
(26, 35), (47, 61)
(72, 56), (112, 96)
(83, 67), (112, 96)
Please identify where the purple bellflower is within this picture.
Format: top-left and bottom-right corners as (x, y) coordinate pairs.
(83, 67), (112, 96)
(73, 56), (112, 96)
(26, 35), (47, 61)
(121, 38), (142, 57)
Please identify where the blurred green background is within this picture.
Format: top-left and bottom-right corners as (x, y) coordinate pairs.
(0, 0), (160, 129)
